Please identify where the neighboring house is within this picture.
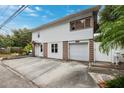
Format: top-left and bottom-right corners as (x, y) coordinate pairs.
(31, 6), (100, 64)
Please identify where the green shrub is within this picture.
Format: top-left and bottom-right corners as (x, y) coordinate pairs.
(105, 76), (124, 88)
(23, 43), (32, 54)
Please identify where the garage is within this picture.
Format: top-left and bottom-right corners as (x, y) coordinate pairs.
(69, 43), (89, 61)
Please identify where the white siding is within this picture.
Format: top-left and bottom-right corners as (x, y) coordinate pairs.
(94, 42), (112, 62)
(32, 22), (93, 43)
(94, 42), (124, 62)
(48, 42), (63, 59)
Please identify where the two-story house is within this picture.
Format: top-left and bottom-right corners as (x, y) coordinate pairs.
(31, 6), (100, 64)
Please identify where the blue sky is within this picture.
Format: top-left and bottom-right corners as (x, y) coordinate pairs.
(0, 5), (94, 34)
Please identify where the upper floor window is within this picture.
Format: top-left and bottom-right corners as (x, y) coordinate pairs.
(51, 44), (58, 53)
(38, 33), (40, 38)
(70, 17), (91, 31)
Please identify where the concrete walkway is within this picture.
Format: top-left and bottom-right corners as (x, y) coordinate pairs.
(2, 57), (98, 88)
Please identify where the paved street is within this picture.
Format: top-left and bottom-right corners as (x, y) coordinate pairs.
(1, 57), (98, 88)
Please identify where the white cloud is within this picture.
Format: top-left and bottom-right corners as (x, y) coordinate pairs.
(9, 5), (19, 10)
(66, 6), (76, 14)
(0, 5), (21, 21)
(41, 15), (47, 18)
(25, 7), (35, 13)
(35, 6), (42, 11)
(29, 13), (38, 17)
(67, 9), (75, 13)
(0, 5), (14, 9)
(0, 5), (37, 19)
(0, 5), (19, 14)
(24, 7), (39, 17)
(22, 25), (30, 28)
(66, 9), (77, 15)
(46, 10), (54, 16)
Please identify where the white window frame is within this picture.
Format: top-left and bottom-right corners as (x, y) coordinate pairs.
(51, 44), (58, 53)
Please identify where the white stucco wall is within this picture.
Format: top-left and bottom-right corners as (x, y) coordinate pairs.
(48, 42), (63, 59)
(32, 22), (93, 43)
(94, 42), (112, 62)
(94, 42), (124, 62)
(32, 12), (93, 43)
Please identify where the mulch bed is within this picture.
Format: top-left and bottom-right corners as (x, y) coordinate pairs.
(98, 81), (106, 88)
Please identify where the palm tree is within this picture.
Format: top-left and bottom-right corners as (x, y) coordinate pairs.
(98, 5), (124, 54)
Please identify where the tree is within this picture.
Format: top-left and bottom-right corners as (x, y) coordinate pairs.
(0, 28), (31, 48)
(11, 28), (31, 48)
(98, 5), (124, 54)
(0, 35), (13, 48)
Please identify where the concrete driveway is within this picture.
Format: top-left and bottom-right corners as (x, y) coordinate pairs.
(2, 57), (98, 88)
(0, 61), (36, 88)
